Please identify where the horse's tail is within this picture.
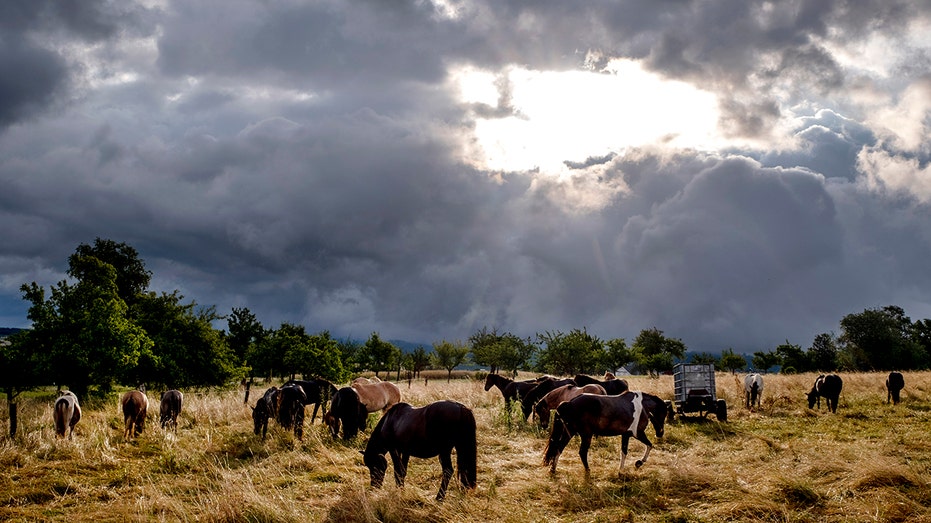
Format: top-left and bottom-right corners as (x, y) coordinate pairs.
(456, 405), (478, 490)
(54, 398), (69, 438)
(543, 404), (574, 467)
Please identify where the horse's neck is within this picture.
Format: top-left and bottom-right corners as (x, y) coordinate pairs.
(492, 375), (512, 391)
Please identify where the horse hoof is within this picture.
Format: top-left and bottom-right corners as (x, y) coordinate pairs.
(635, 460), (644, 468)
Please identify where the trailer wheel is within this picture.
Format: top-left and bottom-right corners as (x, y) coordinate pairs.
(716, 399), (728, 422)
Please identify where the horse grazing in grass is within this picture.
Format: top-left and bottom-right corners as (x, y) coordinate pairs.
(276, 383), (308, 440)
(363, 401), (477, 501)
(543, 391), (667, 475)
(483, 373), (546, 410)
(520, 377), (576, 421)
(121, 389), (148, 439)
(744, 374), (764, 409)
(251, 386), (279, 439)
(886, 372), (905, 405)
(54, 391), (81, 439)
(351, 379), (401, 414)
(574, 374), (630, 395)
(284, 379), (338, 423)
(807, 374), (843, 413)
(533, 384), (606, 429)
(325, 386), (369, 440)
(160, 390), (183, 431)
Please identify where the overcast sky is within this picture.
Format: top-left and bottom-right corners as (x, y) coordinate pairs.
(2, 0), (930, 353)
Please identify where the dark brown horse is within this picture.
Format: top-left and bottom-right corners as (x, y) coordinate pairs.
(520, 377), (576, 420)
(483, 373), (545, 410)
(887, 372), (905, 405)
(159, 390), (183, 431)
(251, 386), (279, 439)
(284, 379), (338, 423)
(363, 401), (477, 501)
(533, 384), (606, 429)
(574, 374), (630, 395)
(53, 391), (82, 439)
(543, 391), (667, 475)
(324, 386), (369, 440)
(276, 383), (308, 440)
(121, 389), (148, 439)
(807, 374), (843, 413)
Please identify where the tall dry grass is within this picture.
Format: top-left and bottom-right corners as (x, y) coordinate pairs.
(2, 371), (931, 522)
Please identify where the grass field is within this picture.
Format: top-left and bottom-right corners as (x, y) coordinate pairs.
(2, 371), (931, 523)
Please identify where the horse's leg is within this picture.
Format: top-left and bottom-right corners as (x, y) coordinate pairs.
(437, 451), (454, 501)
(310, 403), (320, 424)
(619, 433), (630, 469)
(388, 450), (408, 488)
(634, 433), (652, 468)
(578, 434), (592, 474)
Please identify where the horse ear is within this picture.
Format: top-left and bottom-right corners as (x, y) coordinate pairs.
(359, 450), (365, 456)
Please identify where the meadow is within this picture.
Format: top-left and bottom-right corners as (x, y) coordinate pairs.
(2, 370), (931, 523)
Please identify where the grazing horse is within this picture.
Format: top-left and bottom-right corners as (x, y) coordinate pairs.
(53, 391), (82, 439)
(533, 384), (606, 429)
(324, 386), (369, 440)
(574, 374), (630, 395)
(887, 372), (905, 405)
(284, 379), (338, 423)
(251, 386), (279, 439)
(276, 383), (308, 440)
(362, 401), (477, 501)
(744, 374), (764, 409)
(520, 377), (576, 421)
(543, 391), (668, 475)
(160, 390), (183, 431)
(351, 379), (401, 414)
(807, 374), (843, 413)
(483, 374), (545, 410)
(121, 389), (149, 439)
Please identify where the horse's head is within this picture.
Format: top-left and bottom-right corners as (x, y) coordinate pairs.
(483, 374), (494, 391)
(534, 400), (550, 428)
(324, 411), (340, 439)
(362, 450), (388, 488)
(645, 395), (667, 439)
(252, 402), (268, 435)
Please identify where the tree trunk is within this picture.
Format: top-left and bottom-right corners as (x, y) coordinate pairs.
(243, 378), (252, 404)
(7, 391), (16, 438)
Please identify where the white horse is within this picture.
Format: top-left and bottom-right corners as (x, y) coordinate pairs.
(744, 373), (764, 409)
(54, 391), (82, 439)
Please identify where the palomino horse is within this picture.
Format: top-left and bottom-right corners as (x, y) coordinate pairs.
(121, 389), (148, 439)
(887, 372), (905, 405)
(160, 390), (183, 431)
(483, 373), (546, 410)
(251, 386), (279, 439)
(533, 384), (606, 429)
(574, 374), (629, 395)
(362, 401), (477, 501)
(350, 379), (401, 414)
(54, 391), (82, 439)
(744, 374), (764, 409)
(284, 379), (338, 423)
(807, 374), (843, 413)
(543, 391), (668, 475)
(324, 387), (369, 440)
(520, 377), (576, 421)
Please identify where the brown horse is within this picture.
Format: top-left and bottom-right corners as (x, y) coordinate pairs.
(159, 390), (183, 431)
(251, 386), (279, 439)
(121, 389), (148, 439)
(351, 379), (401, 413)
(533, 384), (606, 429)
(543, 391), (668, 475)
(54, 391), (82, 439)
(483, 373), (546, 411)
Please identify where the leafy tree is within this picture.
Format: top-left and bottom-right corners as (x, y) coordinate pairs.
(0, 332), (41, 437)
(718, 348), (747, 373)
(691, 352), (719, 365)
(751, 350), (780, 372)
(226, 307), (265, 366)
(362, 333), (400, 378)
(337, 338), (366, 374)
(631, 327), (686, 377)
(497, 335), (536, 376)
(601, 338), (632, 374)
(71, 238), (151, 308)
(808, 332), (838, 372)
(775, 341), (808, 373)
(297, 331), (347, 383)
(432, 340), (469, 382)
(409, 346), (431, 378)
(469, 327), (502, 374)
(535, 328), (603, 376)
(839, 306), (927, 370)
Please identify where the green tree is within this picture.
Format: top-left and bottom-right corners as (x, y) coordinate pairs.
(337, 338), (365, 374)
(410, 346), (431, 378)
(840, 305), (928, 370)
(535, 328), (603, 376)
(632, 327), (686, 377)
(775, 341), (808, 373)
(751, 350), (780, 372)
(691, 353), (719, 366)
(226, 307), (265, 367)
(71, 238), (151, 308)
(719, 348), (747, 373)
(362, 333), (399, 378)
(0, 332), (41, 437)
(601, 338), (632, 374)
(807, 332), (838, 372)
(432, 340), (469, 382)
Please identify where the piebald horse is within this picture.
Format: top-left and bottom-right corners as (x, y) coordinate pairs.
(121, 389), (148, 439)
(53, 391), (82, 439)
(533, 383), (606, 429)
(807, 374), (843, 413)
(543, 391), (667, 475)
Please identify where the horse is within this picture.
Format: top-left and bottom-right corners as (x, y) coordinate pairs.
(362, 401), (477, 501)
(520, 377), (576, 420)
(53, 391), (82, 439)
(807, 374), (843, 413)
(533, 383), (606, 429)
(251, 386), (279, 439)
(744, 374), (764, 409)
(159, 390), (183, 431)
(574, 374), (630, 395)
(543, 391), (668, 475)
(351, 379), (401, 414)
(353, 376), (381, 384)
(276, 383), (308, 439)
(284, 379), (338, 423)
(121, 389), (149, 439)
(483, 373), (545, 410)
(324, 386), (369, 440)
(886, 372), (905, 405)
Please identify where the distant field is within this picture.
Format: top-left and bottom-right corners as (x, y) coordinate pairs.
(2, 370), (930, 522)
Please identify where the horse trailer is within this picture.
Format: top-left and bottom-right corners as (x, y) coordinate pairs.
(672, 363), (727, 421)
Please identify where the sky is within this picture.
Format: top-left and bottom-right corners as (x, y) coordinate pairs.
(2, 0), (930, 353)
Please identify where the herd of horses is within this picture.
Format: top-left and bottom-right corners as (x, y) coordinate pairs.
(49, 369), (908, 501)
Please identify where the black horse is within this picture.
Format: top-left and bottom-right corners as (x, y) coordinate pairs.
(276, 384), (308, 439)
(325, 386), (369, 440)
(483, 373), (546, 410)
(252, 386), (279, 439)
(159, 390), (183, 431)
(543, 391), (667, 475)
(574, 374), (630, 395)
(362, 401), (477, 501)
(807, 374), (843, 413)
(887, 372), (905, 405)
(520, 377), (576, 420)
(284, 379), (338, 423)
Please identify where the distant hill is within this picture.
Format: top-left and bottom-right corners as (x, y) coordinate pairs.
(0, 327), (24, 337)
(389, 339), (431, 353)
